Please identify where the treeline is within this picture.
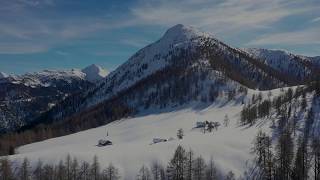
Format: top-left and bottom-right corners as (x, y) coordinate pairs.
(204, 39), (298, 90)
(0, 100), (133, 156)
(0, 45), (248, 156)
(0, 155), (120, 180)
(249, 128), (320, 180)
(246, 80), (320, 179)
(240, 85), (309, 126)
(109, 43), (249, 110)
(0, 78), (94, 134)
(241, 79), (320, 126)
(0, 145), (236, 180)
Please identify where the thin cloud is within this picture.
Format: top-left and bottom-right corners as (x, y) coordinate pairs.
(55, 50), (69, 56)
(0, 0), (319, 55)
(120, 38), (152, 48)
(17, 0), (54, 7)
(246, 27), (320, 46)
(0, 1), (138, 54)
(0, 16), (136, 54)
(93, 51), (126, 57)
(0, 43), (49, 54)
(311, 17), (320, 23)
(130, 0), (315, 32)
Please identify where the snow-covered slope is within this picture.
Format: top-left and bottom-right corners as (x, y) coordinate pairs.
(10, 84), (320, 179)
(11, 88), (278, 178)
(82, 64), (109, 82)
(35, 24), (320, 137)
(1, 64), (108, 87)
(244, 48), (320, 82)
(78, 24), (300, 110)
(84, 24), (212, 106)
(0, 72), (8, 79)
(0, 64), (109, 133)
(5, 69), (86, 87)
(0, 68), (96, 133)
(311, 56), (320, 66)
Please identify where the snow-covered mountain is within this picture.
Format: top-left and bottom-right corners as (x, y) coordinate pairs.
(0, 72), (8, 79)
(311, 56), (320, 64)
(39, 24), (318, 124)
(1, 24), (320, 179)
(244, 48), (320, 82)
(0, 64), (108, 87)
(3, 24), (319, 135)
(86, 25), (319, 106)
(81, 64), (109, 82)
(0, 65), (107, 133)
(2, 69), (86, 87)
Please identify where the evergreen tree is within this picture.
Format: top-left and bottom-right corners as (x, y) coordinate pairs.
(292, 115), (299, 137)
(185, 150), (194, 180)
(65, 154), (72, 180)
(102, 163), (120, 180)
(71, 158), (79, 180)
(177, 129), (184, 140)
(136, 165), (151, 180)
(252, 130), (274, 180)
(90, 155), (100, 180)
(292, 136), (310, 180)
(301, 95), (307, 111)
(33, 159), (43, 180)
(43, 164), (54, 180)
(151, 161), (163, 180)
(18, 158), (31, 180)
(79, 161), (90, 180)
(167, 145), (187, 180)
(224, 171), (235, 180)
(56, 160), (66, 180)
(193, 156), (206, 180)
(205, 156), (217, 180)
(223, 115), (229, 127)
(312, 138), (320, 180)
(275, 130), (294, 180)
(0, 158), (14, 180)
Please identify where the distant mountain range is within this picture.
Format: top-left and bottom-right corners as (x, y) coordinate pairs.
(0, 64), (108, 133)
(1, 24), (319, 135)
(1, 25), (320, 179)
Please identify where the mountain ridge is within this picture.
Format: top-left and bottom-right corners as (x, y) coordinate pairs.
(1, 24), (319, 144)
(0, 64), (107, 133)
(25, 24), (319, 133)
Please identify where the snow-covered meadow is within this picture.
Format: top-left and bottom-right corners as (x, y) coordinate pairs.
(7, 88), (284, 179)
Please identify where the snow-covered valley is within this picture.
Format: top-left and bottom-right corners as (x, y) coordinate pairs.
(9, 89), (278, 179)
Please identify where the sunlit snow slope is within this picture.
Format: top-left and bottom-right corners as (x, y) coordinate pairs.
(9, 88), (286, 179)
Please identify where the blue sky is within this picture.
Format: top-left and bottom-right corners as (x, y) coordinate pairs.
(0, 0), (319, 74)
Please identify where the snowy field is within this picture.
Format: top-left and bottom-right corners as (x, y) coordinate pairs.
(8, 89), (283, 179)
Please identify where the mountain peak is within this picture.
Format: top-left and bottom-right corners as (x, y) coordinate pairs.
(0, 72), (8, 79)
(161, 24), (209, 43)
(85, 64), (100, 69)
(82, 64), (108, 82)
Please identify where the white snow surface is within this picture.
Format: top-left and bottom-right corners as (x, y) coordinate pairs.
(8, 88), (287, 179)
(0, 65), (108, 87)
(0, 72), (8, 79)
(243, 48), (313, 78)
(6, 69), (86, 87)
